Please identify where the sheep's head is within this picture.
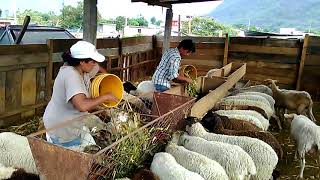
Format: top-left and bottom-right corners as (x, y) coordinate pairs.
(283, 113), (297, 124)
(185, 122), (207, 137)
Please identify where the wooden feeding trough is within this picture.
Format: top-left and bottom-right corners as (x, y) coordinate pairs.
(165, 62), (246, 96)
(27, 92), (195, 180)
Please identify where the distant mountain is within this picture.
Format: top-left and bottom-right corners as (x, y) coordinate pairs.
(208, 0), (320, 32)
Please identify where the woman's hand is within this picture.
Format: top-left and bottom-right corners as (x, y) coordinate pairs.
(103, 93), (119, 102)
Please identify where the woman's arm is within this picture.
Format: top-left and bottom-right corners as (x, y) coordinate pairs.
(71, 93), (118, 112)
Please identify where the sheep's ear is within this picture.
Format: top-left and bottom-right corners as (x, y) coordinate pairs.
(284, 113), (294, 119)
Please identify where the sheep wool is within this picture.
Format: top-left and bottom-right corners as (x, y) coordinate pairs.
(132, 80), (156, 96)
(166, 143), (228, 180)
(215, 110), (269, 131)
(289, 114), (320, 178)
(236, 92), (275, 111)
(217, 98), (273, 120)
(0, 132), (38, 175)
(222, 95), (273, 119)
(150, 152), (204, 180)
(179, 134), (256, 180)
(230, 85), (273, 97)
(187, 123), (278, 180)
(215, 110), (265, 130)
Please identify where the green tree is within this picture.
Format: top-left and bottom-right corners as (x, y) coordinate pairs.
(128, 18), (139, 26)
(17, 9), (59, 26)
(150, 16), (156, 25)
(60, 1), (103, 29)
(182, 16), (237, 36)
(60, 2), (83, 29)
(115, 16), (126, 31)
(156, 20), (162, 26)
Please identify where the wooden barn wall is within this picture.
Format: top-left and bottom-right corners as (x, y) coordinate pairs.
(227, 37), (302, 89)
(0, 45), (49, 127)
(156, 36), (225, 76)
(302, 36), (320, 101)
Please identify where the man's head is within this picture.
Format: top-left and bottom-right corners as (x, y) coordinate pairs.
(177, 39), (195, 56)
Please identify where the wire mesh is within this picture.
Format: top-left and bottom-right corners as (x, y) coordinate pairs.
(28, 92), (195, 180)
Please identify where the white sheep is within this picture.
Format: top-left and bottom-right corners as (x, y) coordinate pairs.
(236, 92), (275, 111)
(0, 163), (39, 180)
(131, 80), (156, 96)
(179, 134), (256, 180)
(165, 142), (229, 180)
(216, 98), (273, 121)
(150, 152), (204, 180)
(205, 68), (221, 78)
(284, 113), (319, 178)
(186, 122), (278, 180)
(222, 95), (273, 119)
(229, 85), (273, 97)
(0, 132), (38, 175)
(215, 110), (269, 131)
(215, 110), (265, 130)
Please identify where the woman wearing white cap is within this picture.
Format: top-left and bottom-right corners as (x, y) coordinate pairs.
(43, 41), (118, 149)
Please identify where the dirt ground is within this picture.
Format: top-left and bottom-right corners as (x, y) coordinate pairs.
(271, 102), (320, 180)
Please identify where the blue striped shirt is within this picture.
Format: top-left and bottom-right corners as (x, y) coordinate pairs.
(152, 48), (181, 88)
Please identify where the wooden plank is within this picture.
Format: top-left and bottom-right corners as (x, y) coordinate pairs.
(230, 37), (300, 48)
(0, 62), (47, 72)
(223, 33), (229, 66)
(5, 70), (22, 111)
(21, 69), (37, 118)
(163, 8), (173, 53)
(191, 63), (246, 118)
(0, 102), (47, 119)
(122, 36), (153, 46)
(306, 55), (320, 66)
(0, 45), (48, 55)
(156, 41), (225, 49)
(156, 36), (224, 43)
(97, 38), (120, 49)
(229, 59), (298, 69)
(0, 72), (5, 114)
(228, 52), (299, 64)
(0, 53), (49, 67)
(296, 34), (310, 90)
(244, 73), (295, 85)
(36, 68), (46, 115)
(47, 40), (53, 99)
(229, 44), (300, 55)
(201, 76), (226, 94)
(309, 36), (320, 46)
(307, 46), (320, 55)
(122, 43), (153, 54)
(222, 62), (232, 77)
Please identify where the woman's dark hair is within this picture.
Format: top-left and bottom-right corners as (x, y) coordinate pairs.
(177, 39), (196, 53)
(61, 52), (91, 66)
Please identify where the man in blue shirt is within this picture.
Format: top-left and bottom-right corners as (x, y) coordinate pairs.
(152, 39), (196, 92)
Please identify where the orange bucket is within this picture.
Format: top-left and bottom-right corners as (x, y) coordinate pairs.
(90, 73), (124, 108)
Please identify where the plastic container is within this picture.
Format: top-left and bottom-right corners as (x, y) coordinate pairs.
(90, 73), (124, 107)
(179, 65), (197, 79)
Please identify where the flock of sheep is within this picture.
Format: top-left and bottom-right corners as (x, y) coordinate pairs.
(0, 72), (318, 179)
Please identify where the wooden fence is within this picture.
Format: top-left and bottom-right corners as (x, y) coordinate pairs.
(0, 45), (49, 126)
(1, 35), (320, 126)
(301, 36), (320, 100)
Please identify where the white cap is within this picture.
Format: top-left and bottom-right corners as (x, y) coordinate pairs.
(70, 41), (105, 62)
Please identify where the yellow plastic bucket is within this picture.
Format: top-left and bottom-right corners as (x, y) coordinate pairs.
(90, 73), (124, 108)
(179, 65), (197, 79)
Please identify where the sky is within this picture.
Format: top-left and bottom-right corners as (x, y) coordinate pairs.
(0, 0), (223, 20)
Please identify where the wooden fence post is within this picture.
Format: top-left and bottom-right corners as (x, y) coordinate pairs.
(223, 33), (229, 66)
(296, 34), (310, 90)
